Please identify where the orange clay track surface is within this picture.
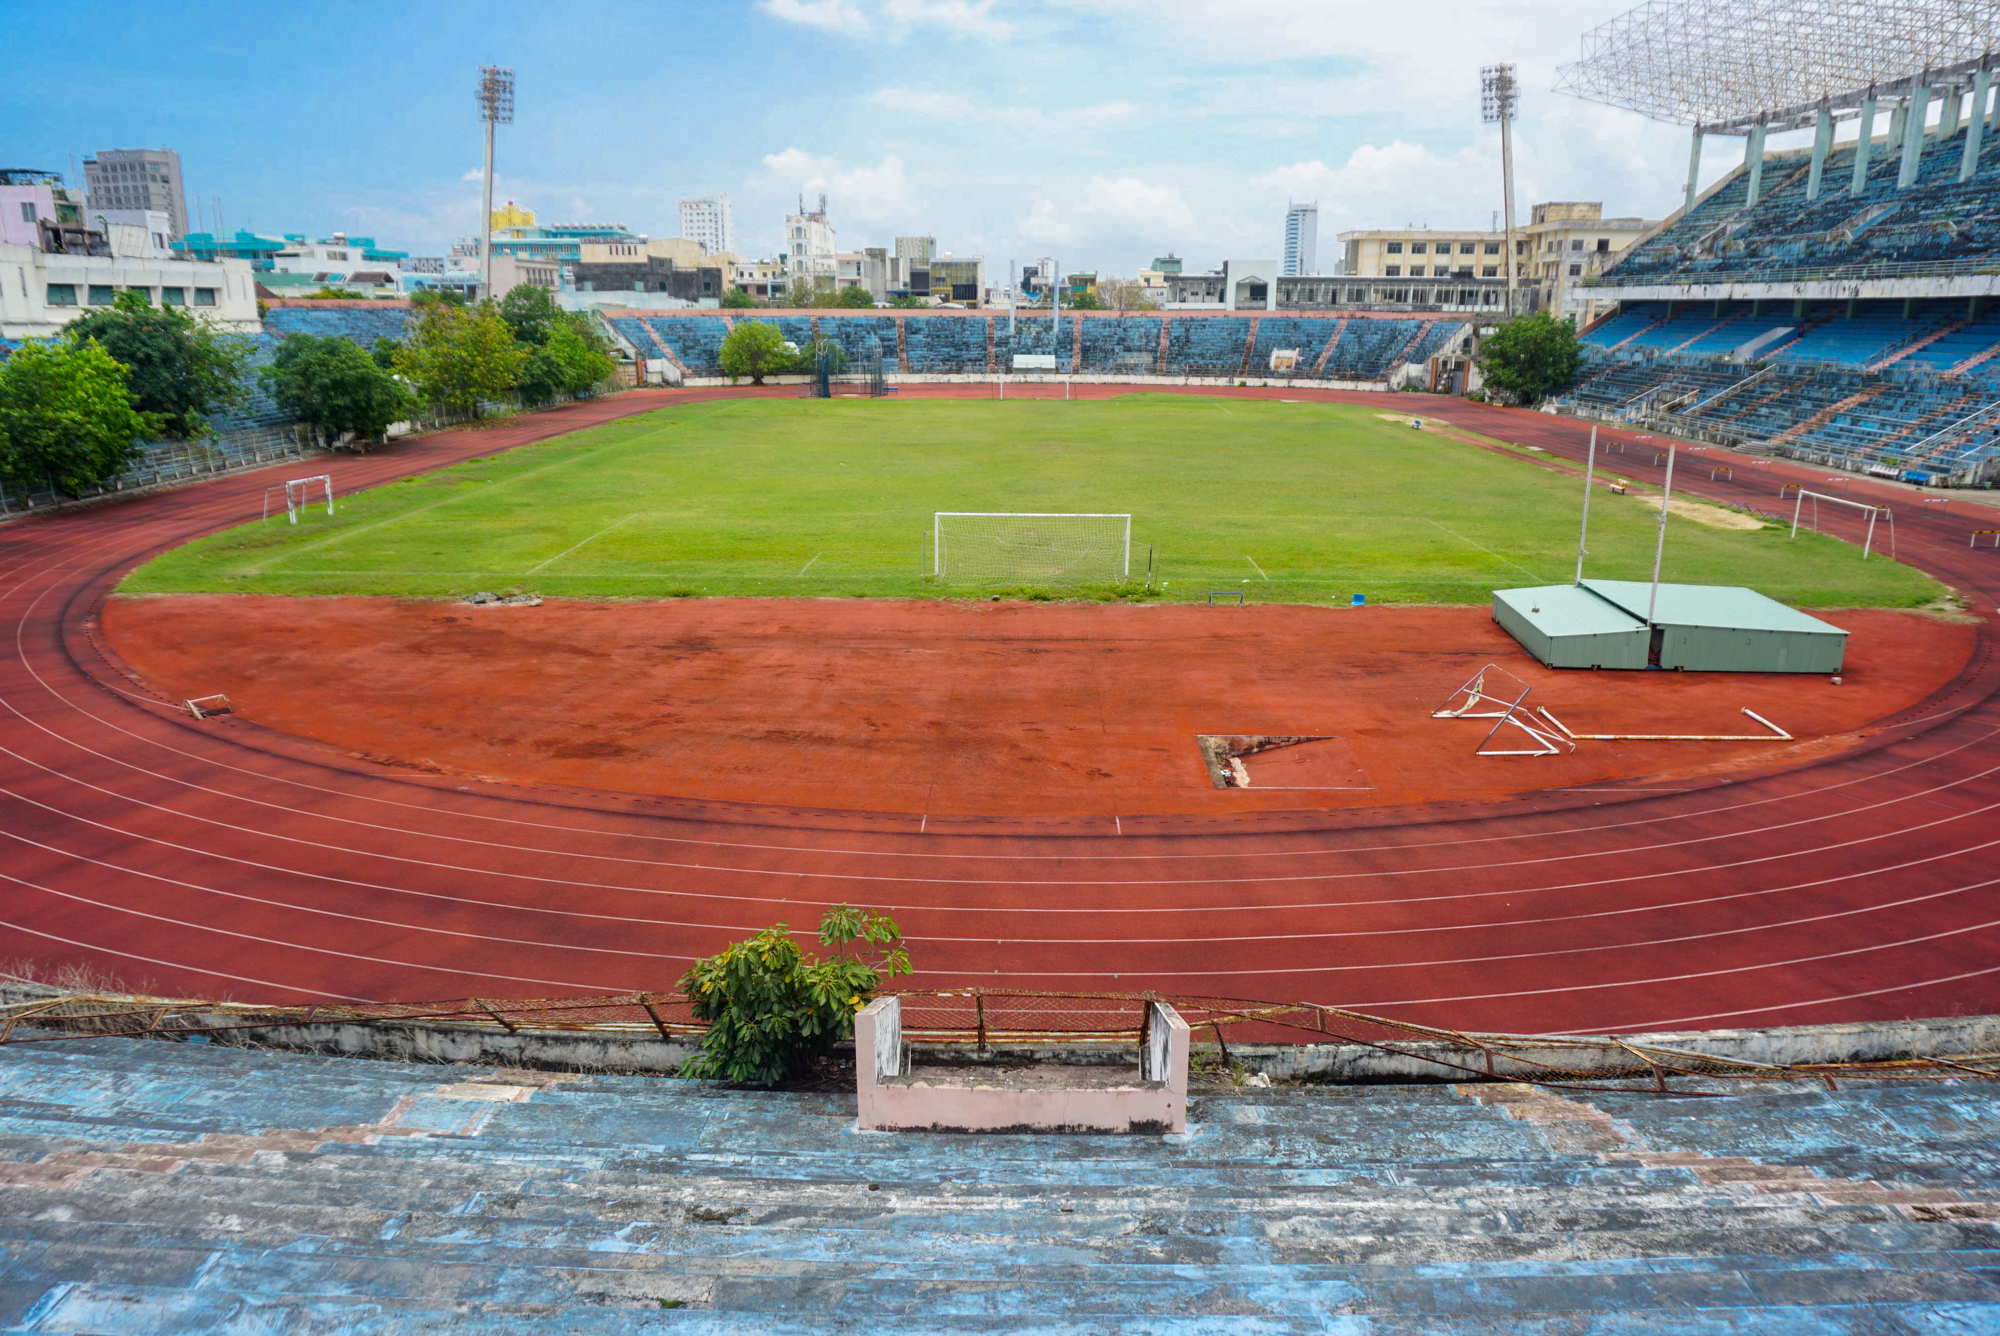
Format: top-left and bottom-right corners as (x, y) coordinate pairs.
(104, 598), (1969, 819)
(6, 383), (2000, 1037)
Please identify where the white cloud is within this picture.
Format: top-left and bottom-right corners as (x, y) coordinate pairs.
(871, 88), (980, 117)
(1017, 198), (1074, 245)
(869, 87), (1139, 129)
(762, 0), (1010, 39)
(1079, 175), (1193, 232)
(762, 148), (920, 223)
(883, 0), (1010, 39)
(759, 0), (869, 33)
(460, 168), (484, 182)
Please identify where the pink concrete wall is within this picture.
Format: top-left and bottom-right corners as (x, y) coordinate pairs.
(0, 186), (55, 247)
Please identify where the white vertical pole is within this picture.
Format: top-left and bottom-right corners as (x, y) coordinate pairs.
(479, 116), (495, 303)
(1864, 508), (1878, 559)
(1647, 445), (1676, 626)
(933, 514), (941, 577)
(1791, 488), (1805, 537)
(1575, 424), (1597, 584)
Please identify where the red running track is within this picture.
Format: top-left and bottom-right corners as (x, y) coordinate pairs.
(3, 384), (1999, 1035)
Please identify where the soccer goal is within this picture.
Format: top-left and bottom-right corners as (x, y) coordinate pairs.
(263, 474), (334, 525)
(933, 513), (1131, 584)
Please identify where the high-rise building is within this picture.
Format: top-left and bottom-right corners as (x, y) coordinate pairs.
(83, 148), (188, 240)
(1282, 201), (1319, 277)
(785, 194), (837, 285)
(894, 235), (936, 264)
(679, 194), (734, 256)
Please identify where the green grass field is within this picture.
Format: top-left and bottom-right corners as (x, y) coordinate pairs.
(123, 396), (1943, 607)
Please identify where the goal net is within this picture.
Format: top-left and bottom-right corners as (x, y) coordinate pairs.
(933, 513), (1131, 584)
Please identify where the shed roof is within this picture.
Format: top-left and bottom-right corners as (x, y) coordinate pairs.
(1493, 584), (1647, 638)
(1581, 580), (1845, 636)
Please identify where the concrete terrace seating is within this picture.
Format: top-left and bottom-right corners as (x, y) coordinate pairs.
(1609, 123), (2000, 285)
(1079, 315), (1165, 373)
(1250, 317), (1344, 375)
(1, 1037), (1997, 1331)
(261, 305), (410, 348)
(903, 316), (989, 372)
(641, 317), (731, 375)
(1163, 317), (1253, 376)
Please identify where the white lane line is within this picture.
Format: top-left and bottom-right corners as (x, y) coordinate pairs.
(525, 513), (643, 576)
(1244, 555), (1269, 581)
(1422, 517), (1546, 583)
(797, 552), (824, 577)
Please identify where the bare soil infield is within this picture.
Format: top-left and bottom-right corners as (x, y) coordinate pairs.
(103, 595), (1972, 819)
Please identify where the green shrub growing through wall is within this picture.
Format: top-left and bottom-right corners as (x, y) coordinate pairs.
(680, 904), (911, 1085)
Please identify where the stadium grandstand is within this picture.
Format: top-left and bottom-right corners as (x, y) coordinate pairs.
(1555, 0), (2000, 484)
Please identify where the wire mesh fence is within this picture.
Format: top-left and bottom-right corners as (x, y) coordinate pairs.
(2, 985), (1993, 1093)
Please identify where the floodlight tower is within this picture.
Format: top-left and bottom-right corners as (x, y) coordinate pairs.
(1481, 63), (1519, 319)
(475, 65), (515, 303)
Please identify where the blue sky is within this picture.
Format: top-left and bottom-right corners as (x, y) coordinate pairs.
(5, 0), (1747, 274)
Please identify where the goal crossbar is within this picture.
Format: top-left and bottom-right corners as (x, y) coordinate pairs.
(933, 512), (1131, 583)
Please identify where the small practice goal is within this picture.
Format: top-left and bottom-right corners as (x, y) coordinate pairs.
(933, 512), (1131, 584)
(263, 474), (334, 525)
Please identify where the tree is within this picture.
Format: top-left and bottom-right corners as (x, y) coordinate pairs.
(721, 287), (758, 309)
(392, 300), (526, 416)
(1095, 277), (1158, 312)
(1474, 310), (1583, 404)
(262, 333), (414, 445)
(1062, 288), (1104, 311)
(888, 294), (928, 309)
(680, 904), (910, 1085)
(370, 336), (400, 370)
(784, 276), (839, 308)
(517, 317), (616, 406)
(717, 320), (790, 384)
(64, 289), (250, 440)
(498, 283), (562, 346)
(831, 285), (876, 309)
(0, 339), (148, 497)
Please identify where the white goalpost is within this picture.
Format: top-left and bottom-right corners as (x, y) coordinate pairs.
(263, 474), (334, 525)
(933, 512), (1131, 584)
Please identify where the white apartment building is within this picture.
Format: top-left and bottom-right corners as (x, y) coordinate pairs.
(1282, 202), (1319, 277)
(679, 194), (734, 256)
(785, 197), (837, 284)
(82, 148), (189, 240)
(0, 244), (258, 340)
(86, 209), (175, 259)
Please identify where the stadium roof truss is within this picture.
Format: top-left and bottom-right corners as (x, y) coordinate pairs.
(1556, 0), (2000, 135)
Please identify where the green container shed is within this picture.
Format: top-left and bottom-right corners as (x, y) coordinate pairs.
(1491, 584), (1651, 669)
(1581, 580), (1847, 673)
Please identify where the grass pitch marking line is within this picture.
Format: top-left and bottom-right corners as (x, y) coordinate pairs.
(1422, 518), (1547, 584)
(1245, 555), (1270, 581)
(524, 513), (644, 576)
(797, 552), (824, 577)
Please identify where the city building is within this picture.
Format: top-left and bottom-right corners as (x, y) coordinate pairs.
(1160, 258), (1281, 310)
(1282, 201), (1320, 277)
(894, 235), (936, 265)
(569, 253), (725, 307)
(932, 255), (984, 304)
(490, 200), (536, 232)
(1020, 257), (1058, 296)
(477, 217), (645, 268)
(269, 233), (410, 278)
(174, 230), (288, 269)
(731, 257), (784, 302)
(1521, 202), (1658, 324)
(785, 195), (837, 285)
(1152, 255), (1183, 275)
(679, 195), (734, 256)
(86, 209), (175, 259)
(1339, 227), (1518, 280)
(0, 170), (79, 251)
(838, 248), (888, 301)
(1, 240), (259, 340)
(81, 148), (188, 239)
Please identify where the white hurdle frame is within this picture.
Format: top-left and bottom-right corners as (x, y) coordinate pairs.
(932, 512), (1132, 579)
(1789, 488), (1894, 559)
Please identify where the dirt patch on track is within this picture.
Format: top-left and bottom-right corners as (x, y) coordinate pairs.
(102, 595), (1971, 819)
